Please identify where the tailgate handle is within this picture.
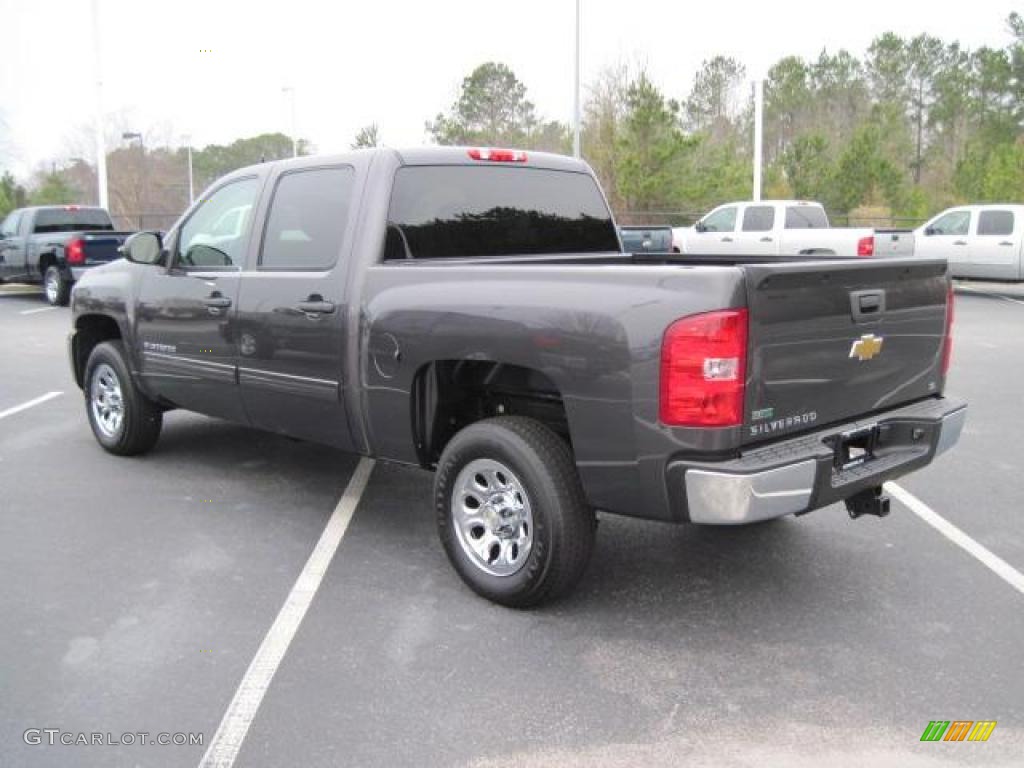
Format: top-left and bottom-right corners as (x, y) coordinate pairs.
(850, 289), (885, 322)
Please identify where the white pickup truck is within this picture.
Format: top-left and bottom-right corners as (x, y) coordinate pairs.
(914, 205), (1024, 282)
(673, 200), (915, 259)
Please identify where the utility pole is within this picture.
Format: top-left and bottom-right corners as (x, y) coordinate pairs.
(183, 135), (194, 204)
(752, 79), (764, 202)
(282, 87), (297, 157)
(90, 0), (108, 208)
(573, 0), (581, 158)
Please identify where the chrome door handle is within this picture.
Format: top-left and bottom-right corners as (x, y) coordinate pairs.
(999, 241), (1014, 246)
(953, 240), (967, 246)
(759, 237), (773, 242)
(296, 300), (335, 315)
(203, 296), (232, 308)
(721, 236), (734, 242)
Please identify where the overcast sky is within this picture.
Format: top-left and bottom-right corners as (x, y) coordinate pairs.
(0, 0), (1018, 177)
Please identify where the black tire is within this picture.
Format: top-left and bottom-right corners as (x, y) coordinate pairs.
(44, 265), (70, 306)
(434, 416), (595, 608)
(84, 341), (163, 455)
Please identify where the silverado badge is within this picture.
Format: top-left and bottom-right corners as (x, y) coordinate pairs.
(849, 334), (884, 361)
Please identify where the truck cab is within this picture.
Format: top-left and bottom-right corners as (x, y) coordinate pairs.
(915, 205), (1024, 281)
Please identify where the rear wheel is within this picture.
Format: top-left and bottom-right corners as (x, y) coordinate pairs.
(44, 265), (70, 306)
(434, 416), (595, 608)
(84, 341), (162, 455)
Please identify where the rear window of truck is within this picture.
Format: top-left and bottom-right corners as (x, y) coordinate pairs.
(784, 206), (829, 229)
(33, 208), (114, 234)
(384, 166), (619, 259)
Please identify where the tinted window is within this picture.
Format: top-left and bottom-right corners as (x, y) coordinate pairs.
(260, 167), (355, 270)
(700, 206), (736, 232)
(385, 166), (618, 259)
(178, 177), (260, 268)
(977, 210), (1014, 237)
(742, 206), (775, 232)
(33, 208), (113, 233)
(928, 210), (970, 236)
(785, 206), (829, 229)
(0, 210), (21, 238)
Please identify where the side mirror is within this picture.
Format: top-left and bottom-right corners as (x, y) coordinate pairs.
(695, 220), (708, 233)
(924, 226), (936, 236)
(121, 231), (164, 265)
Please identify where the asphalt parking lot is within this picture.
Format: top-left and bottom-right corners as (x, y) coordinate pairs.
(1, 282), (1022, 768)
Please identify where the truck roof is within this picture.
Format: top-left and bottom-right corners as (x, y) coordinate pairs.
(229, 146), (591, 179)
(15, 205), (109, 213)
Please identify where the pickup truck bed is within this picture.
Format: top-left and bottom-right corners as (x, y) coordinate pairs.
(68, 147), (965, 606)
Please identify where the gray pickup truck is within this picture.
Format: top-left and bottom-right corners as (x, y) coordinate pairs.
(67, 147), (965, 607)
(0, 206), (133, 305)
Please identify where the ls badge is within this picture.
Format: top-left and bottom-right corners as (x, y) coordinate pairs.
(849, 334), (884, 361)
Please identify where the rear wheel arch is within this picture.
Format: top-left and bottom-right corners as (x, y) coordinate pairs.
(411, 360), (572, 467)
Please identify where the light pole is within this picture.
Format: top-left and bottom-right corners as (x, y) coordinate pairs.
(282, 86), (297, 157)
(752, 79), (764, 202)
(573, 0), (581, 158)
(90, 0), (108, 208)
(183, 135), (194, 204)
(122, 132), (145, 228)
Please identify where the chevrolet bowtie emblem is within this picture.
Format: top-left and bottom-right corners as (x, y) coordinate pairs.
(849, 334), (884, 361)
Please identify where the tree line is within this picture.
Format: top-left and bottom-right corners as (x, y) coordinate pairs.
(2, 11), (1020, 227)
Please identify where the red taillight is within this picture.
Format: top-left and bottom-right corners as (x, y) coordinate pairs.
(66, 238), (86, 265)
(941, 286), (954, 376)
(660, 308), (748, 427)
(467, 148), (527, 163)
(857, 236), (874, 257)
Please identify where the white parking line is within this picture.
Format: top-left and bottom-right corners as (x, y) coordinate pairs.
(887, 482), (1024, 597)
(19, 306), (57, 315)
(198, 457), (376, 768)
(0, 391), (64, 421)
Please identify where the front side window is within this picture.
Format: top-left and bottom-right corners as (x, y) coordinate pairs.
(928, 210), (970, 236)
(385, 166), (619, 259)
(260, 166), (355, 270)
(701, 206), (737, 233)
(0, 211), (21, 238)
(742, 206), (775, 232)
(177, 177), (260, 268)
(977, 210), (1014, 237)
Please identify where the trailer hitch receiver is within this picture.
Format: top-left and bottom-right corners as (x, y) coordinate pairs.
(846, 486), (890, 519)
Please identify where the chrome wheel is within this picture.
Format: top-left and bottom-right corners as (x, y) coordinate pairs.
(44, 269), (60, 303)
(90, 363), (124, 438)
(452, 458), (533, 577)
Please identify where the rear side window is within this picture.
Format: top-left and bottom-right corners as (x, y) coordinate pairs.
(384, 166), (618, 259)
(784, 206), (828, 229)
(33, 208), (113, 233)
(742, 206), (775, 232)
(261, 166), (355, 270)
(977, 210), (1014, 237)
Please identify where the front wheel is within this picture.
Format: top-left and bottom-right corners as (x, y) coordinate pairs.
(434, 416), (595, 608)
(44, 265), (70, 306)
(84, 341), (163, 455)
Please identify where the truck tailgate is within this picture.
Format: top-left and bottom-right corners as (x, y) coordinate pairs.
(743, 258), (948, 445)
(82, 232), (131, 265)
(873, 229), (915, 258)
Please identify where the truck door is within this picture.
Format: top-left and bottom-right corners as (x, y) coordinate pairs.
(732, 204), (779, 255)
(687, 205), (738, 254)
(0, 210), (26, 280)
(235, 164), (359, 451)
(970, 209), (1019, 280)
(921, 209), (972, 276)
(133, 175), (263, 422)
